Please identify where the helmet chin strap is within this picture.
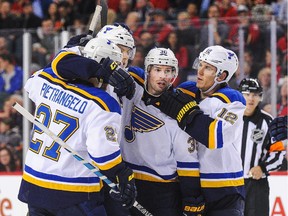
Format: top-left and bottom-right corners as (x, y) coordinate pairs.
(201, 76), (226, 94)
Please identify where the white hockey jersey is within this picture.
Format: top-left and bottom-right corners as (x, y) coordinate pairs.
(121, 67), (200, 189)
(178, 81), (246, 202)
(18, 68), (123, 209)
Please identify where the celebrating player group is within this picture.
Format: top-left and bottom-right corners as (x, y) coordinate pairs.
(16, 19), (286, 216)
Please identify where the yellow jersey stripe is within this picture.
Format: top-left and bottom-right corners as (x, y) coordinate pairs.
(212, 93), (231, 103)
(51, 51), (76, 80)
(201, 178), (244, 188)
(178, 88), (196, 98)
(40, 71), (110, 111)
(209, 119), (217, 149)
(23, 173), (102, 192)
(134, 172), (177, 183)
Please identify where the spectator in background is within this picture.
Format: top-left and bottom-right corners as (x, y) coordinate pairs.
(138, 30), (157, 57)
(0, 53), (23, 95)
(199, 4), (230, 52)
(163, 31), (189, 86)
(139, 9), (174, 46)
(125, 11), (141, 42)
(0, 36), (10, 55)
(186, 2), (201, 29)
(215, 0), (238, 24)
(259, 49), (283, 82)
(245, 48), (262, 79)
(229, 61), (252, 89)
(134, 0), (153, 22)
(176, 11), (198, 47)
(0, 117), (22, 150)
(115, 0), (133, 23)
(0, 1), (21, 30)
(33, 18), (57, 66)
(46, 2), (62, 31)
(0, 146), (20, 172)
(107, 8), (117, 25)
(226, 5), (261, 55)
(277, 78), (288, 116)
(257, 67), (272, 109)
(130, 46), (145, 68)
(20, 2), (42, 30)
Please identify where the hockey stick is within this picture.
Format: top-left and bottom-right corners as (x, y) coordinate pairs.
(12, 102), (153, 216)
(87, 0), (102, 36)
(100, 0), (108, 28)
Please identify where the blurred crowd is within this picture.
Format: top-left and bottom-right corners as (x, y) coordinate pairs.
(0, 0), (287, 172)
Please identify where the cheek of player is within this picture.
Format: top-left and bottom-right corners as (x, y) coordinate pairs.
(196, 61), (217, 91)
(147, 65), (174, 96)
(243, 92), (261, 111)
(117, 44), (131, 68)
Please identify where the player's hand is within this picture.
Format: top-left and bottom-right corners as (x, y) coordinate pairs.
(183, 196), (205, 216)
(64, 34), (93, 48)
(109, 167), (137, 208)
(109, 68), (136, 99)
(269, 116), (287, 142)
(159, 89), (202, 129)
(96, 57), (118, 84)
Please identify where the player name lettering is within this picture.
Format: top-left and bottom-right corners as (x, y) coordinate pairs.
(40, 83), (88, 114)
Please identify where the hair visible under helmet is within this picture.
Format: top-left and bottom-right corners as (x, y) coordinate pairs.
(239, 78), (263, 96)
(144, 47), (179, 94)
(96, 24), (136, 60)
(193, 45), (239, 93)
(82, 37), (122, 64)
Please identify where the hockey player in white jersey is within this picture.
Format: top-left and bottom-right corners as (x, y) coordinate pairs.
(50, 23), (136, 100)
(18, 38), (137, 216)
(238, 78), (285, 216)
(123, 47), (203, 216)
(157, 45), (246, 216)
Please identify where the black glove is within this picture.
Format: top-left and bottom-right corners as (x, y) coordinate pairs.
(269, 116), (287, 142)
(183, 196), (205, 216)
(109, 68), (136, 99)
(109, 167), (137, 209)
(159, 89), (203, 129)
(96, 57), (118, 83)
(64, 34), (93, 48)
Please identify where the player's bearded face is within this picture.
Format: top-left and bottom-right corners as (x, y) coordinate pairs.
(147, 65), (174, 96)
(196, 61), (217, 92)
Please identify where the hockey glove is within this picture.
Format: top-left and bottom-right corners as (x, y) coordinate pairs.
(64, 34), (93, 48)
(269, 116), (288, 142)
(96, 57), (118, 84)
(159, 89), (203, 129)
(109, 68), (136, 99)
(109, 167), (137, 209)
(183, 196), (205, 216)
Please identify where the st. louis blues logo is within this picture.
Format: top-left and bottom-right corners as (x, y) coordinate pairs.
(227, 52), (235, 60)
(125, 106), (164, 142)
(251, 128), (264, 143)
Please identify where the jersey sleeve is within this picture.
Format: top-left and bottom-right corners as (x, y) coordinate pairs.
(50, 50), (102, 81)
(260, 135), (286, 173)
(185, 97), (245, 149)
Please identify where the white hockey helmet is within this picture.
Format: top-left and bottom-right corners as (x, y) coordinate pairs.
(96, 24), (136, 60)
(144, 47), (179, 88)
(196, 45), (239, 83)
(82, 37), (122, 64)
